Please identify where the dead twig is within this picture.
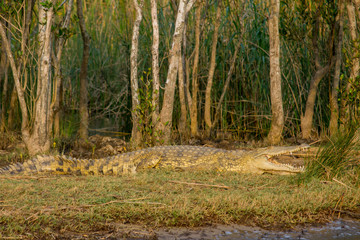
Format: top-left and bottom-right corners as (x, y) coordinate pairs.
(169, 180), (229, 189)
(332, 178), (354, 190)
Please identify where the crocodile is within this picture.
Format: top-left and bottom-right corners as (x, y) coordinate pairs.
(0, 144), (309, 176)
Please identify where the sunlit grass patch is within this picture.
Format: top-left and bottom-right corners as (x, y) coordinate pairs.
(0, 169), (359, 238)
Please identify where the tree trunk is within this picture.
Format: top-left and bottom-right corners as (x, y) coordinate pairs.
(189, 1), (202, 138)
(77, 0), (90, 141)
(7, 86), (17, 130)
(341, 1), (359, 126)
(329, 0), (343, 136)
(52, 0), (73, 138)
(130, 0), (144, 147)
(24, 1), (55, 155)
(301, 13), (334, 139)
(150, 0), (160, 130)
(204, 1), (221, 137)
(267, 0), (284, 144)
(155, 0), (195, 143)
(0, 20), (9, 132)
(0, 61), (9, 133)
(0, 14), (29, 154)
(178, 20), (188, 139)
(6, 0), (34, 132)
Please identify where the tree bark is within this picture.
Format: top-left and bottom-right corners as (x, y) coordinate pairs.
(0, 20), (9, 132)
(267, 0), (284, 144)
(155, 0), (195, 143)
(301, 13), (334, 139)
(341, 0), (359, 126)
(77, 0), (90, 141)
(150, 0), (160, 130)
(329, 0), (343, 136)
(26, 0), (55, 154)
(204, 1), (221, 137)
(52, 0), (73, 138)
(7, 86), (17, 130)
(130, 0), (144, 147)
(189, 1), (201, 137)
(178, 20), (188, 139)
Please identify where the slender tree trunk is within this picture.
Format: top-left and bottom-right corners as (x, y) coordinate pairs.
(155, 0), (195, 143)
(130, 0), (144, 147)
(150, 0), (160, 130)
(53, 82), (63, 137)
(178, 21), (188, 139)
(7, 86), (17, 130)
(189, 1), (201, 137)
(267, 0), (284, 144)
(0, 20), (9, 132)
(7, 0), (34, 132)
(178, 2), (192, 140)
(52, 0), (73, 138)
(0, 28), (25, 132)
(341, 1), (359, 126)
(301, 13), (334, 139)
(0, 60), (9, 133)
(77, 0), (90, 141)
(330, 0), (343, 135)
(204, 1), (221, 137)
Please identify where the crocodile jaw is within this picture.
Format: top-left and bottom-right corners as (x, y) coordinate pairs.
(255, 156), (304, 175)
(249, 144), (309, 175)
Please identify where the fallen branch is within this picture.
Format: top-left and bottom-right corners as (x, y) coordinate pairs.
(169, 180), (229, 189)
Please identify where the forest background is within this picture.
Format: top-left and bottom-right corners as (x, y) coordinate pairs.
(0, 0), (359, 155)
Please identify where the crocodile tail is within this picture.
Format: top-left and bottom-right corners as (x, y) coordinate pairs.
(0, 154), (137, 176)
(0, 155), (80, 175)
(0, 155), (56, 175)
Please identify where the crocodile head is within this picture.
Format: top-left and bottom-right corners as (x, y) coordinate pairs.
(241, 144), (309, 175)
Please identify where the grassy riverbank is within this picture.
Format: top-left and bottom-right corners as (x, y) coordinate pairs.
(0, 169), (359, 239)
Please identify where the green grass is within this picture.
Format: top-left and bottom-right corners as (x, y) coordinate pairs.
(298, 127), (360, 184)
(0, 170), (359, 238)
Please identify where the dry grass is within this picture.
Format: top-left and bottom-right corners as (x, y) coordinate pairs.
(0, 169), (359, 238)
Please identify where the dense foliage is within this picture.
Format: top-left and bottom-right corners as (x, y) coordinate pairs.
(0, 0), (358, 143)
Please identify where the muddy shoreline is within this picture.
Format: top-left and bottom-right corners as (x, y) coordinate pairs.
(58, 209), (360, 239)
(58, 218), (360, 239)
